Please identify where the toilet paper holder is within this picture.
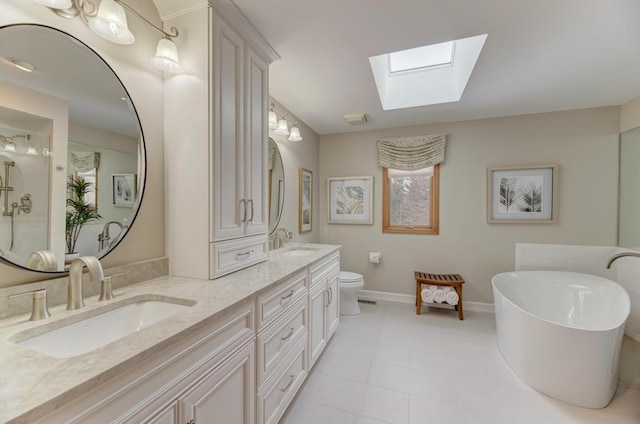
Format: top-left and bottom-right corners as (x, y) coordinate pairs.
(369, 252), (381, 264)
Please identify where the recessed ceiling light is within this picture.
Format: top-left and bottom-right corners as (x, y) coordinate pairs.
(7, 58), (36, 73)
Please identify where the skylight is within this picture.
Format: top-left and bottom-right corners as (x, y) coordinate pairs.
(369, 34), (487, 110)
(388, 41), (454, 74)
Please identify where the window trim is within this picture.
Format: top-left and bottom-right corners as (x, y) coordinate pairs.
(382, 165), (439, 235)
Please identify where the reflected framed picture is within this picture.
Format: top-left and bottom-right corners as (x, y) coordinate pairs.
(328, 176), (373, 224)
(487, 164), (558, 223)
(299, 168), (313, 233)
(112, 173), (137, 208)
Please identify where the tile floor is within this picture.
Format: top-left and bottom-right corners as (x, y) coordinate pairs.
(280, 301), (640, 424)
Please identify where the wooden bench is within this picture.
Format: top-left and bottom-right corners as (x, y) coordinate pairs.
(414, 272), (465, 320)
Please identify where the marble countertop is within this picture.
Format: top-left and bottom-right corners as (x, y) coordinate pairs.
(0, 243), (340, 424)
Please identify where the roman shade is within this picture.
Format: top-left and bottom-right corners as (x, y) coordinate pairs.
(377, 134), (446, 170)
(69, 151), (100, 172)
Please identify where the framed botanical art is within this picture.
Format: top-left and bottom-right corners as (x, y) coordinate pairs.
(299, 168), (313, 233)
(112, 173), (137, 207)
(328, 176), (373, 224)
(487, 164), (558, 223)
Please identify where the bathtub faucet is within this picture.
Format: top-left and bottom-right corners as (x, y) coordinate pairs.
(605, 252), (640, 269)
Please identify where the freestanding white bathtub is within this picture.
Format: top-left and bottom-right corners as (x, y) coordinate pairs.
(492, 271), (630, 408)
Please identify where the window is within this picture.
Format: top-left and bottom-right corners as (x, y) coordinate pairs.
(382, 165), (439, 234)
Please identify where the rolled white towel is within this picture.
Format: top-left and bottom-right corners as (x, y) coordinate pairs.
(425, 284), (437, 293)
(434, 288), (446, 303)
(421, 288), (434, 303)
(445, 290), (459, 306)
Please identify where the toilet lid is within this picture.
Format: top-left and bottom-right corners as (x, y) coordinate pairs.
(340, 271), (363, 282)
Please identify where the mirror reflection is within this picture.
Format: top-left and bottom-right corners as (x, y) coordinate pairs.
(268, 138), (284, 234)
(619, 126), (640, 248)
(0, 24), (144, 272)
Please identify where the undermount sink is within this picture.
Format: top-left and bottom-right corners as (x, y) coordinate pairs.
(279, 247), (320, 257)
(12, 297), (195, 358)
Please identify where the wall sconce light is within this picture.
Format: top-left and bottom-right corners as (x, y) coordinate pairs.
(0, 134), (32, 154)
(268, 104), (304, 142)
(274, 118), (289, 136)
(268, 103), (278, 130)
(33, 0), (183, 73)
(288, 123), (302, 142)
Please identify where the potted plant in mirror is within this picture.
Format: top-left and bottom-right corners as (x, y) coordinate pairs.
(65, 175), (101, 263)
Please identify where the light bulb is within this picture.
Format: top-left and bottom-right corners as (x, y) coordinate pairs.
(26, 146), (39, 155)
(4, 142), (16, 153)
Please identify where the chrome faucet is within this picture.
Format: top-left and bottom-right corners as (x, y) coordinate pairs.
(606, 252), (640, 269)
(67, 256), (104, 310)
(273, 228), (292, 250)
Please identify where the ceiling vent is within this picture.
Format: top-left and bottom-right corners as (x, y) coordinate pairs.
(344, 113), (367, 125)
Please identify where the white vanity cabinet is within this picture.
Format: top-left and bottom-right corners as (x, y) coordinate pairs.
(308, 252), (340, 368)
(164, 2), (278, 280)
(35, 302), (256, 424)
(256, 271), (309, 424)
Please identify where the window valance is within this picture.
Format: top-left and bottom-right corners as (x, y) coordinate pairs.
(69, 151), (100, 173)
(377, 134), (446, 171)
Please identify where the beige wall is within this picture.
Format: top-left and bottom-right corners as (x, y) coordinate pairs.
(268, 98), (320, 243)
(621, 96), (640, 133)
(0, 0), (165, 286)
(319, 107), (621, 303)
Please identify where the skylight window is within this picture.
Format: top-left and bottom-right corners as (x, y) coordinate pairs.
(388, 41), (454, 74)
(369, 34), (488, 110)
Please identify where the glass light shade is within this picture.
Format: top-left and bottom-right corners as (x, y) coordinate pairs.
(88, 0), (135, 45)
(288, 126), (302, 142)
(33, 0), (73, 9)
(274, 119), (289, 136)
(268, 110), (278, 130)
(26, 146), (39, 155)
(4, 142), (16, 153)
(151, 38), (183, 73)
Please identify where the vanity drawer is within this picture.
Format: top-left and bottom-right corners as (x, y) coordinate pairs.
(257, 337), (307, 424)
(257, 270), (307, 329)
(257, 296), (307, 387)
(210, 235), (268, 279)
(309, 252), (340, 289)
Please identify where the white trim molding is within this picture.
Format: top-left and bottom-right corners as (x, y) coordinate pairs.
(357, 289), (495, 314)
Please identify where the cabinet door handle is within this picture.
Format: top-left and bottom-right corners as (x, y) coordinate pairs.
(280, 374), (295, 392)
(236, 250), (254, 260)
(280, 289), (295, 303)
(325, 289), (330, 307)
(280, 327), (295, 342)
(247, 199), (254, 222)
(239, 199), (246, 223)
(329, 287), (333, 304)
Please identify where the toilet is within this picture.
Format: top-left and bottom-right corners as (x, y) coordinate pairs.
(339, 271), (365, 315)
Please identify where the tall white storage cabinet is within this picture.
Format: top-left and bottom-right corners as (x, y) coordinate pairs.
(164, 2), (279, 279)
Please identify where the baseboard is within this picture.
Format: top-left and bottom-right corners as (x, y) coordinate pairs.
(357, 289), (495, 314)
(625, 328), (640, 343)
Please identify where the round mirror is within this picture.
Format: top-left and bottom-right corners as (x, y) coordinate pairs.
(268, 138), (284, 234)
(0, 24), (145, 272)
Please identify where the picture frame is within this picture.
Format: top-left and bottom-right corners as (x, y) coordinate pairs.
(328, 176), (373, 224)
(299, 168), (313, 233)
(487, 164), (558, 223)
(112, 173), (137, 207)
